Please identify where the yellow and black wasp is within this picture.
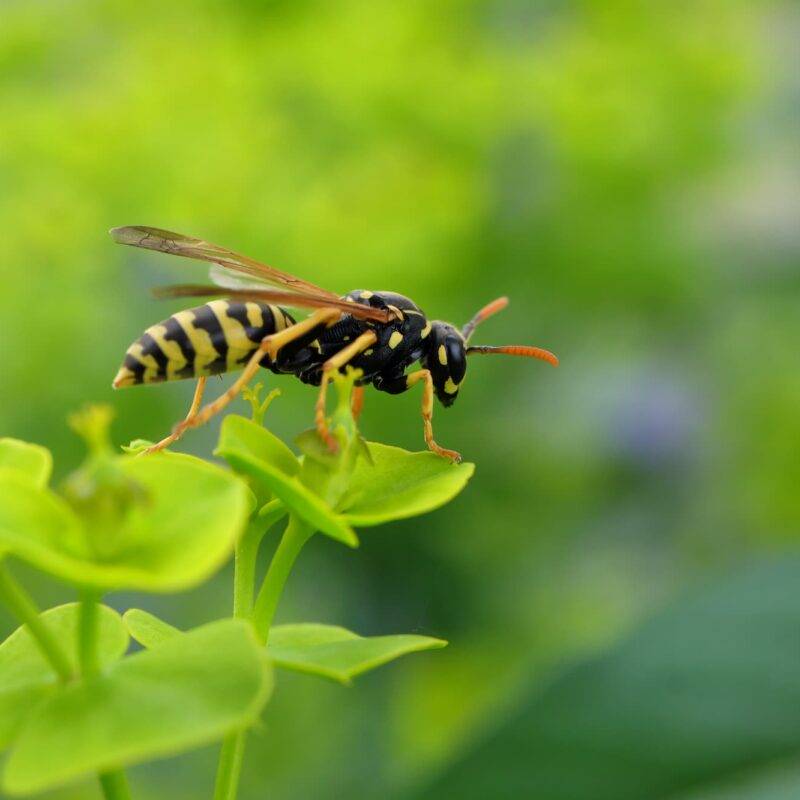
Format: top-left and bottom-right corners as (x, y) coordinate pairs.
(111, 226), (558, 462)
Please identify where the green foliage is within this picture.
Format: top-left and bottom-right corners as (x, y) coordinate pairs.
(123, 611), (447, 685)
(0, 604), (128, 750)
(3, 620), (271, 795)
(0, 440), (52, 490)
(267, 623), (447, 685)
(0, 376), (472, 798)
(0, 408), (250, 592)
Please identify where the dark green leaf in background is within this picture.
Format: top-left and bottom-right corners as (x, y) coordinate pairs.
(414, 558), (800, 800)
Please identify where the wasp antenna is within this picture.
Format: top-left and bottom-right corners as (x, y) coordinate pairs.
(466, 345), (559, 367)
(462, 297), (509, 342)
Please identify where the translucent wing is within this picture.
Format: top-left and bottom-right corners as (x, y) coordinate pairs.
(110, 225), (340, 300)
(152, 284), (392, 323)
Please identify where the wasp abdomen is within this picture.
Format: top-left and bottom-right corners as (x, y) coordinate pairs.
(113, 300), (294, 387)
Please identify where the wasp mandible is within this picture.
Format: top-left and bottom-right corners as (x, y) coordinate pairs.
(111, 226), (558, 462)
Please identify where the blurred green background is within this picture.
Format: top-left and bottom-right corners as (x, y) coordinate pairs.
(1, 1), (799, 798)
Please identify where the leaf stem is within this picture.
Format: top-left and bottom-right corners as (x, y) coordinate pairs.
(99, 769), (133, 800)
(213, 732), (247, 800)
(214, 502), (291, 800)
(78, 588), (100, 677)
(233, 502), (286, 620)
(253, 515), (314, 645)
(0, 561), (72, 681)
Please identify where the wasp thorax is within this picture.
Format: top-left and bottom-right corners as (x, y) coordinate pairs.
(425, 322), (466, 406)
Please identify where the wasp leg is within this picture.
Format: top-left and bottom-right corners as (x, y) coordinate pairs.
(174, 308), (341, 440)
(351, 385), (365, 421)
(405, 370), (461, 462)
(315, 331), (378, 451)
(141, 377), (207, 456)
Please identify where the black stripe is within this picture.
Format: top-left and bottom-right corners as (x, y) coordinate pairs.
(225, 302), (267, 344)
(123, 353), (146, 384)
(138, 332), (168, 378)
(162, 315), (195, 365)
(191, 304), (226, 374)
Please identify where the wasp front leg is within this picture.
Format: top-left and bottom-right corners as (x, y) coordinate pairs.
(374, 370), (461, 462)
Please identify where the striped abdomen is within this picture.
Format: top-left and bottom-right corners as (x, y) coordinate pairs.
(113, 300), (295, 387)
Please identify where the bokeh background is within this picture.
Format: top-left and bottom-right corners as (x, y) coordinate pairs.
(2, 1), (800, 798)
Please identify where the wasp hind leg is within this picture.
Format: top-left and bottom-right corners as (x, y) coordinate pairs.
(141, 377), (207, 456)
(170, 308), (342, 444)
(377, 370), (461, 462)
(315, 331), (378, 451)
(351, 385), (365, 421)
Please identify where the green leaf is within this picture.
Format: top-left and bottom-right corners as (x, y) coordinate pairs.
(413, 557), (800, 800)
(0, 603), (128, 751)
(122, 608), (180, 649)
(217, 425), (358, 548)
(0, 453), (249, 591)
(338, 442), (474, 526)
(267, 623), (447, 685)
(0, 440), (52, 489)
(216, 415), (300, 479)
(3, 619), (271, 795)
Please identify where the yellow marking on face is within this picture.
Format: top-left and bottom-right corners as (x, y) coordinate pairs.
(346, 296), (355, 303)
(145, 322), (188, 379)
(420, 321), (431, 338)
(438, 344), (447, 366)
(444, 378), (459, 394)
(389, 331), (403, 349)
(359, 291), (373, 299)
(209, 300), (256, 370)
(126, 341), (161, 383)
(388, 304), (404, 320)
(363, 348), (374, 356)
(245, 302), (264, 330)
(343, 335), (350, 342)
(310, 339), (322, 352)
(404, 309), (424, 316)
(173, 309), (219, 375)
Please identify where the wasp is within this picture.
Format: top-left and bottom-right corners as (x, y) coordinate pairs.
(111, 226), (558, 462)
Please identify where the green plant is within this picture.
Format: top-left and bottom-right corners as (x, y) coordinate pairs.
(0, 370), (473, 799)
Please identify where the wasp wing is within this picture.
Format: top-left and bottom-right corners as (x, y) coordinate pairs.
(110, 225), (339, 300)
(152, 284), (391, 323)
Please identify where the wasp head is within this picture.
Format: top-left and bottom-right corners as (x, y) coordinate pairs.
(425, 322), (467, 407)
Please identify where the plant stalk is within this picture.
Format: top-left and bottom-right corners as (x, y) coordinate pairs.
(253, 515), (314, 645)
(0, 562), (72, 681)
(214, 510), (312, 800)
(99, 769), (133, 800)
(78, 588), (101, 677)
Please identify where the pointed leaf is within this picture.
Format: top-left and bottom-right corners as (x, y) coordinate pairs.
(122, 608), (180, 649)
(268, 623), (447, 684)
(338, 442), (474, 526)
(0, 604), (128, 750)
(0, 440), (52, 489)
(217, 438), (358, 548)
(3, 619), (272, 794)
